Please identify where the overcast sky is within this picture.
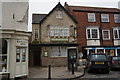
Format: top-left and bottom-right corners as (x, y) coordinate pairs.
(28, 0), (120, 31)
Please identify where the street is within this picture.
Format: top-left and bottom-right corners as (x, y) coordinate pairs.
(78, 69), (120, 80)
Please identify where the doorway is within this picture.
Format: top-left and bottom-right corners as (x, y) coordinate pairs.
(68, 48), (77, 70)
(33, 51), (40, 66)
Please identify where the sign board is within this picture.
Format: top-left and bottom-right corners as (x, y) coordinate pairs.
(16, 40), (28, 46)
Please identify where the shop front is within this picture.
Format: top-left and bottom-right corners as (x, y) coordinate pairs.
(30, 43), (78, 67)
(84, 46), (120, 58)
(0, 30), (30, 78)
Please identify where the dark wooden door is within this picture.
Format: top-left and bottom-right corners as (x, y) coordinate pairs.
(34, 51), (40, 66)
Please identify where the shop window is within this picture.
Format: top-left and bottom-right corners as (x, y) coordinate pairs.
(97, 49), (104, 53)
(89, 49), (95, 54)
(50, 46), (67, 57)
(117, 49), (120, 56)
(114, 14), (120, 23)
(102, 30), (110, 40)
(22, 48), (26, 62)
(86, 28), (99, 39)
(16, 48), (26, 62)
(105, 49), (115, 56)
(88, 13), (96, 22)
(16, 48), (20, 62)
(101, 14), (109, 22)
(110, 49), (115, 56)
(0, 39), (7, 72)
(105, 49), (110, 55)
(113, 29), (120, 39)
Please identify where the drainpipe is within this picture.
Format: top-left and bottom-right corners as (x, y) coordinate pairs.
(99, 13), (103, 46)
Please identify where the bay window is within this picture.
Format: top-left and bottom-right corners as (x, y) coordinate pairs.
(86, 28), (99, 39)
(113, 28), (120, 39)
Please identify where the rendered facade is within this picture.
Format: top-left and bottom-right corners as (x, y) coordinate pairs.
(0, 0), (30, 78)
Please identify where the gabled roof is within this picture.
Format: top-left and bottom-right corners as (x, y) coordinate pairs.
(32, 14), (47, 24)
(40, 2), (77, 24)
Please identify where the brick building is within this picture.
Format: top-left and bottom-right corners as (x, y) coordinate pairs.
(64, 2), (120, 58)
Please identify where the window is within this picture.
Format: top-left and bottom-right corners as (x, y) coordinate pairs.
(117, 49), (120, 56)
(114, 14), (120, 23)
(102, 30), (110, 40)
(50, 27), (70, 37)
(56, 10), (62, 18)
(50, 46), (67, 57)
(34, 29), (39, 39)
(113, 28), (120, 39)
(16, 48), (26, 62)
(16, 48), (20, 62)
(88, 13), (96, 22)
(101, 14), (109, 22)
(0, 40), (7, 72)
(86, 28), (99, 39)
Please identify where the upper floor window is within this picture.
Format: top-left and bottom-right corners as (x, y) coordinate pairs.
(101, 14), (109, 22)
(86, 27), (99, 39)
(102, 30), (110, 40)
(49, 27), (69, 37)
(88, 13), (96, 22)
(113, 28), (120, 39)
(34, 29), (39, 39)
(56, 10), (62, 18)
(114, 14), (120, 23)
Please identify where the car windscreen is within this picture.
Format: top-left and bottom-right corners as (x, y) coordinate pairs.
(112, 57), (120, 60)
(90, 54), (107, 61)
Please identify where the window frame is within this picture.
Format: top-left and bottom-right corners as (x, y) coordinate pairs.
(102, 30), (110, 40)
(114, 14), (120, 23)
(56, 10), (63, 19)
(50, 46), (67, 57)
(34, 29), (39, 39)
(86, 27), (99, 39)
(113, 28), (120, 39)
(88, 13), (96, 22)
(101, 14), (109, 22)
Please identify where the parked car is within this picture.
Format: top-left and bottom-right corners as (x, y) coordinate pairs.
(110, 56), (120, 69)
(86, 53), (110, 73)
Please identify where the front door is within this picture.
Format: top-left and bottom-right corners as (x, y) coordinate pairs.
(16, 48), (27, 77)
(34, 51), (40, 66)
(68, 48), (77, 70)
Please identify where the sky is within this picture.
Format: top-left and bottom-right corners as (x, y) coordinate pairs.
(28, 0), (120, 31)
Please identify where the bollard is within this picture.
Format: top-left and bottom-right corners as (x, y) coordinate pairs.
(72, 62), (74, 74)
(48, 64), (51, 79)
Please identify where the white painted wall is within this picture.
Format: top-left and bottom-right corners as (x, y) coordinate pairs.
(87, 40), (100, 46)
(114, 40), (120, 46)
(1, 0), (28, 31)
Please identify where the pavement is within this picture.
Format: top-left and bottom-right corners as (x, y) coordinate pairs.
(26, 65), (85, 79)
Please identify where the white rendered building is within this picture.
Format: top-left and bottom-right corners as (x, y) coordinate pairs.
(0, 0), (30, 79)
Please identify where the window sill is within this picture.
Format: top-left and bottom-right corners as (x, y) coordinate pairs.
(114, 39), (120, 40)
(86, 39), (100, 40)
(50, 56), (67, 58)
